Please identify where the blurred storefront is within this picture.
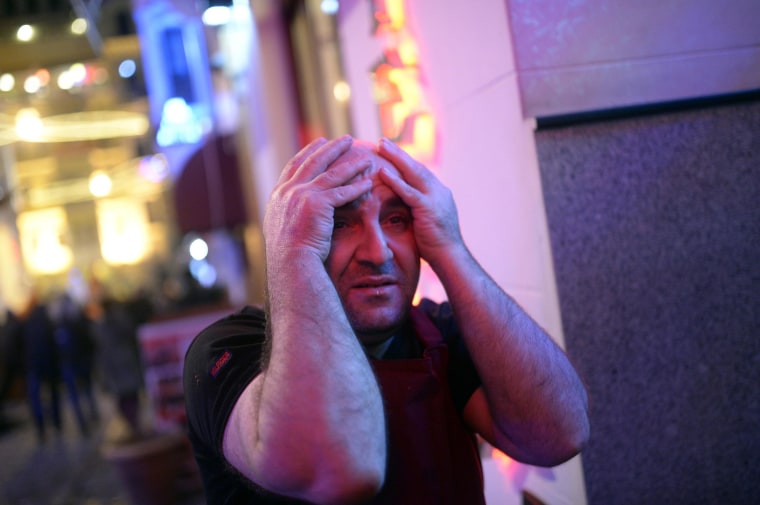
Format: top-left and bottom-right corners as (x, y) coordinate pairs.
(1, 0), (249, 316)
(0, 0), (355, 316)
(0, 0), (173, 313)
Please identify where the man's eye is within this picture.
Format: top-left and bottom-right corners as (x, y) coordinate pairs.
(385, 214), (410, 228)
(333, 219), (352, 235)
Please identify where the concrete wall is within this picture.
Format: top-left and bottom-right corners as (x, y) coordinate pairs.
(536, 98), (760, 504)
(507, 0), (760, 118)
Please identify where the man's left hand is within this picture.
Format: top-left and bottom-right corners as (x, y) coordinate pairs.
(377, 138), (464, 264)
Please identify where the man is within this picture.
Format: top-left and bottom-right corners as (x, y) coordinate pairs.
(183, 136), (590, 504)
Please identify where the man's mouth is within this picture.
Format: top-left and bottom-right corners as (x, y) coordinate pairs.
(353, 276), (396, 289)
(352, 277), (396, 296)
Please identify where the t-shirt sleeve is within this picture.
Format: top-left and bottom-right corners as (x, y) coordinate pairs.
(183, 306), (267, 458)
(418, 299), (481, 413)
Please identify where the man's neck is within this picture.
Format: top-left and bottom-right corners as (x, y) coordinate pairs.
(364, 336), (395, 359)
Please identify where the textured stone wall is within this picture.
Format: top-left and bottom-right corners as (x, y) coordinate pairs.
(536, 99), (760, 504)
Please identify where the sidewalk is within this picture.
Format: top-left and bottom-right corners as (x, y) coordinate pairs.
(0, 396), (205, 505)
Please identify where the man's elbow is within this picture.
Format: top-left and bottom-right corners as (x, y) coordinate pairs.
(316, 469), (385, 505)
(311, 466), (385, 505)
(553, 417), (590, 465)
(538, 413), (591, 467)
(260, 452), (386, 505)
(508, 410), (590, 468)
(545, 387), (591, 466)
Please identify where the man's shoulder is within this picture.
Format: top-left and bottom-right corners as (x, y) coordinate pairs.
(183, 305), (268, 403)
(186, 305), (267, 358)
(199, 305), (266, 337)
(182, 306), (269, 482)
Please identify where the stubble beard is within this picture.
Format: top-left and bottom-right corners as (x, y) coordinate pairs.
(345, 298), (410, 346)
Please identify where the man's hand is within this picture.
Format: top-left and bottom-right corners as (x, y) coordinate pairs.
(377, 138), (589, 466)
(376, 138), (464, 265)
(264, 135), (374, 263)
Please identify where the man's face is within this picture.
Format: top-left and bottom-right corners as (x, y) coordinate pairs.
(325, 144), (420, 346)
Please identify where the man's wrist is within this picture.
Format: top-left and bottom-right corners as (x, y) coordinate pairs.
(266, 246), (325, 273)
(424, 241), (470, 275)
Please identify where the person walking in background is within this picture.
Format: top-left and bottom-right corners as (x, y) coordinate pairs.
(90, 297), (145, 440)
(0, 308), (23, 427)
(49, 292), (99, 436)
(20, 292), (63, 444)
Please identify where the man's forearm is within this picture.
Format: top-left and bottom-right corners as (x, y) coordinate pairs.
(431, 244), (589, 465)
(241, 250), (387, 501)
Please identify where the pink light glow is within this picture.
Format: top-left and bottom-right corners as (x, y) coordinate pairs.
(491, 447), (518, 479)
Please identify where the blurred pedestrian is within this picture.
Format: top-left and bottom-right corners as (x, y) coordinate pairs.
(50, 292), (99, 436)
(20, 292), (62, 444)
(90, 297), (145, 439)
(0, 308), (23, 426)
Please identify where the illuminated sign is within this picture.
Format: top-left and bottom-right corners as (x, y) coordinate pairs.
(371, 0), (436, 163)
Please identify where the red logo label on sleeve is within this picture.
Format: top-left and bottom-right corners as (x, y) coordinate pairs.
(210, 350), (232, 377)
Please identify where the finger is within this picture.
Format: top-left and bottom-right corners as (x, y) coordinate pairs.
(279, 137), (328, 183)
(327, 144), (378, 178)
(294, 135), (354, 182)
(377, 137), (432, 188)
(316, 139), (382, 192)
(328, 176), (374, 208)
(315, 152), (375, 191)
(377, 165), (422, 207)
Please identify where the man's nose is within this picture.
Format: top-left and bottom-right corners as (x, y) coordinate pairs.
(357, 224), (393, 265)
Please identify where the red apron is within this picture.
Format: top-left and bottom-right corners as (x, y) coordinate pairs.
(368, 307), (485, 505)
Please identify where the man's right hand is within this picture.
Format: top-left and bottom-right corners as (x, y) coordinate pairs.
(263, 135), (374, 263)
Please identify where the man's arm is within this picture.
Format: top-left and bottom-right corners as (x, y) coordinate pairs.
(223, 137), (386, 503)
(377, 138), (589, 467)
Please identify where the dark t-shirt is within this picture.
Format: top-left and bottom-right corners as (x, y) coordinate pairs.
(183, 300), (480, 504)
